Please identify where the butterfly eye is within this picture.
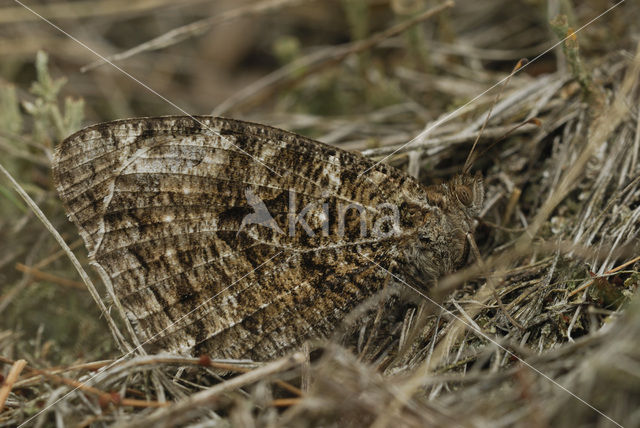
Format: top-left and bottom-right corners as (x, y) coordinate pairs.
(456, 185), (473, 206)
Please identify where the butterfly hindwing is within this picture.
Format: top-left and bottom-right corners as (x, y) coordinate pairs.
(52, 116), (430, 358)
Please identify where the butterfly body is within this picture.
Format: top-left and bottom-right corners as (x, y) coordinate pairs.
(53, 116), (482, 359)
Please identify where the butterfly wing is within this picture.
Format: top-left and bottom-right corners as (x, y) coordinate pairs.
(52, 116), (429, 359)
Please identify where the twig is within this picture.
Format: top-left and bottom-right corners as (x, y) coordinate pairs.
(116, 352), (305, 428)
(568, 255), (640, 298)
(502, 187), (522, 226)
(198, 357), (303, 397)
(32, 238), (83, 269)
(12, 359), (113, 388)
(0, 359), (27, 410)
(11, 355), (296, 394)
(15, 263), (85, 290)
(0, 356), (167, 409)
(270, 397), (302, 407)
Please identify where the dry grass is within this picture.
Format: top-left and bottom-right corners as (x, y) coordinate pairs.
(1, 1), (639, 427)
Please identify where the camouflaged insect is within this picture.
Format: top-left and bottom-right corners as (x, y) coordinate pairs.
(52, 116), (483, 360)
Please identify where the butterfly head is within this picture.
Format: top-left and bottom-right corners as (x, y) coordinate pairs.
(422, 171), (484, 219)
(440, 171), (483, 271)
(404, 171), (484, 281)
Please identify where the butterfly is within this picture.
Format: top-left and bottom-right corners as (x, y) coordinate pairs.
(52, 116), (483, 360)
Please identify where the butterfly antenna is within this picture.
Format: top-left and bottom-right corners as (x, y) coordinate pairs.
(463, 58), (529, 174)
(473, 117), (542, 162)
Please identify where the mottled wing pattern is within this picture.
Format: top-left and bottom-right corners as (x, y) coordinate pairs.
(52, 116), (430, 359)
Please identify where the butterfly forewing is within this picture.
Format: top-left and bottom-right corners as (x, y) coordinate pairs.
(52, 116), (429, 359)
